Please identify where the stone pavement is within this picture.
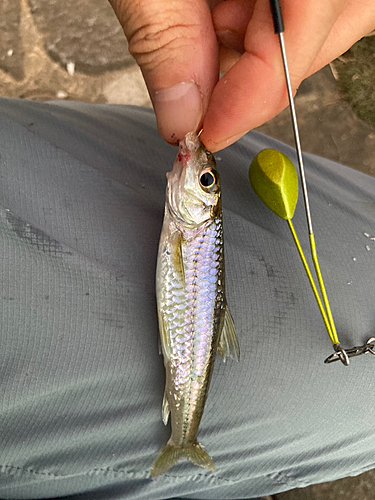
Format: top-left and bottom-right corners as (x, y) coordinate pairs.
(0, 0), (151, 106)
(0, 1), (374, 499)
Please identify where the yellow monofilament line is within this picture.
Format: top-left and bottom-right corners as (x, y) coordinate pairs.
(309, 233), (339, 345)
(287, 219), (339, 345)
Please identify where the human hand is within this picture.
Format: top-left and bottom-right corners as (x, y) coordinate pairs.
(109, 0), (375, 152)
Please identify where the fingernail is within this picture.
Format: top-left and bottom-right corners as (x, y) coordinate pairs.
(153, 82), (202, 144)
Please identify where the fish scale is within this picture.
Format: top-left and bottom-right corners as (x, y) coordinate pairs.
(161, 219), (224, 445)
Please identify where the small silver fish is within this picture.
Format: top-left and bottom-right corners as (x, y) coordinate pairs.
(151, 132), (239, 477)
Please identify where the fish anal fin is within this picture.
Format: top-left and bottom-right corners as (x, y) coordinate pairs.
(162, 389), (170, 425)
(217, 344), (225, 359)
(218, 304), (240, 362)
(150, 440), (215, 478)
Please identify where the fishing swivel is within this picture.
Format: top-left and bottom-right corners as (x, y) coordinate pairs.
(324, 338), (375, 365)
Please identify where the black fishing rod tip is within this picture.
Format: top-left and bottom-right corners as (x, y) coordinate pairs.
(269, 0), (284, 34)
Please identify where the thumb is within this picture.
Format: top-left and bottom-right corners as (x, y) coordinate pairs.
(109, 0), (218, 145)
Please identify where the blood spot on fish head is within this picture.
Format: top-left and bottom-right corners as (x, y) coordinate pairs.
(177, 132), (200, 165)
(177, 151), (192, 164)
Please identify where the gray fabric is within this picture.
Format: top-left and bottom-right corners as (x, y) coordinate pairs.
(0, 98), (373, 500)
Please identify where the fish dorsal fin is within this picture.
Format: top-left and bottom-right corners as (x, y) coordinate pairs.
(162, 388), (170, 425)
(218, 304), (240, 362)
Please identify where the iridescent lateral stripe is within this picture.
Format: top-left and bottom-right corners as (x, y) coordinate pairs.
(160, 216), (224, 446)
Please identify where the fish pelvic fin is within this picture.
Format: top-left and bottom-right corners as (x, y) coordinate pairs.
(162, 389), (170, 425)
(150, 441), (215, 478)
(218, 304), (240, 362)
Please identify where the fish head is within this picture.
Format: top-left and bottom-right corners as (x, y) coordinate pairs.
(166, 132), (221, 230)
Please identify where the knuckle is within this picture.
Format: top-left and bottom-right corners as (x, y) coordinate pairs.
(127, 17), (200, 71)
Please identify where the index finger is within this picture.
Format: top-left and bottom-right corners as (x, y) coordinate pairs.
(200, 0), (348, 152)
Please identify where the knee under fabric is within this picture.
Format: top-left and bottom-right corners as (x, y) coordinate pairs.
(0, 99), (373, 499)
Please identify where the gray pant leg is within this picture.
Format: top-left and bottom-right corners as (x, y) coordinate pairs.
(0, 99), (373, 500)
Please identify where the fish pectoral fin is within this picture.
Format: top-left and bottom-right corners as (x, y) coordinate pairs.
(171, 230), (185, 286)
(162, 389), (170, 425)
(218, 304), (240, 362)
(150, 441), (215, 478)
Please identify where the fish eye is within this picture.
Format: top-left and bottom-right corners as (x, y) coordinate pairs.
(199, 169), (217, 191)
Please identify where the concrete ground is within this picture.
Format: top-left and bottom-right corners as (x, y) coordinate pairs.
(1, 1), (374, 499)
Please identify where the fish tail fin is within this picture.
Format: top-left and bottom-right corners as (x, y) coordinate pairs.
(186, 442), (215, 471)
(150, 440), (215, 478)
(150, 442), (184, 477)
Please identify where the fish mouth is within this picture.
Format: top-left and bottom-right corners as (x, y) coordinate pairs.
(179, 132), (200, 156)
